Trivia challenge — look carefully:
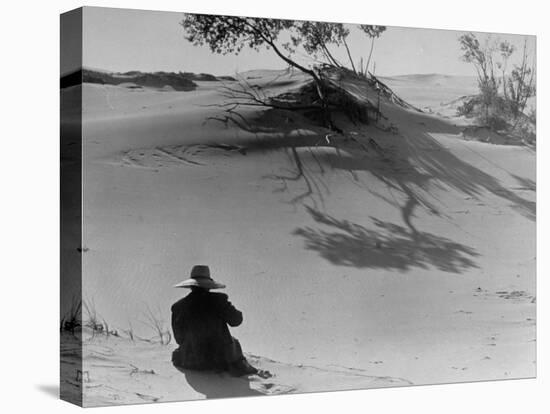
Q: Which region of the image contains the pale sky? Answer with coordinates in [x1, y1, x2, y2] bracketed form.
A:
[80, 6, 535, 77]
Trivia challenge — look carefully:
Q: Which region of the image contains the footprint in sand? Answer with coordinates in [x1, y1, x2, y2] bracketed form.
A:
[117, 143, 247, 170]
[255, 382, 296, 395]
[473, 288, 535, 304]
[135, 392, 160, 402]
[496, 290, 534, 302]
[486, 336, 498, 346]
[118, 146, 203, 169]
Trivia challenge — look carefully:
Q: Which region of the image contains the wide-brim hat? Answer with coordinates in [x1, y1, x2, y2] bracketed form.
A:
[173, 265, 226, 289]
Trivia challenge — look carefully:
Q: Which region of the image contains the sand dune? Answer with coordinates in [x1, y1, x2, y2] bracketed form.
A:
[62, 330, 411, 406]
[381, 74, 478, 111]
[63, 68, 535, 405]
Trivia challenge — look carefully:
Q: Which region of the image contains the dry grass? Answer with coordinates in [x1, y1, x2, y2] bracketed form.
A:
[140, 305, 172, 345]
[83, 298, 104, 336]
[60, 298, 82, 334]
[62, 297, 171, 345]
[122, 320, 135, 342]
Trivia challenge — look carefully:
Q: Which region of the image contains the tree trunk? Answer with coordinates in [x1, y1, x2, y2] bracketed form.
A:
[321, 44, 342, 68]
[342, 38, 357, 74]
[263, 37, 335, 129]
[365, 38, 376, 76]
[244, 22, 336, 130]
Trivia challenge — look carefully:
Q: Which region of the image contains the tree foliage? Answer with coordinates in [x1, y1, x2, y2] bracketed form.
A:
[181, 14, 389, 130]
[507, 41, 536, 119]
[459, 32, 499, 122]
[296, 21, 349, 67]
[182, 15, 293, 55]
[458, 32, 535, 134]
[359, 25, 386, 39]
[182, 14, 364, 128]
[359, 25, 386, 76]
[182, 14, 386, 78]
[182, 15, 354, 79]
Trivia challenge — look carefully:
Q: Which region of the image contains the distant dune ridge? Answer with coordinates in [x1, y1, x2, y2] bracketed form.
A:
[60, 68, 237, 91]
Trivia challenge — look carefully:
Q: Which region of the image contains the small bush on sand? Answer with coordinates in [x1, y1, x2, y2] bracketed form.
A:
[458, 33, 535, 142]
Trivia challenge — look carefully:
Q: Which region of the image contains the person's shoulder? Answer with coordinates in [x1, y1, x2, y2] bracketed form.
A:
[208, 292, 229, 302]
[209, 292, 228, 299]
[171, 296, 188, 312]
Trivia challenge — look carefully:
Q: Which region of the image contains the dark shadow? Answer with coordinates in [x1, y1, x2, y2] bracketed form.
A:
[511, 174, 536, 192]
[399, 130, 536, 222]
[314, 132, 535, 224]
[175, 367, 264, 399]
[199, 77, 536, 228]
[195, 78, 535, 276]
[206, 102, 535, 220]
[205, 106, 326, 144]
[204, 108, 335, 208]
[293, 206, 479, 273]
[36, 384, 59, 399]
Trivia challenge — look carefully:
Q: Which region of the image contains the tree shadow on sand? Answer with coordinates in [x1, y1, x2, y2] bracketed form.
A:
[200, 82, 534, 274]
[175, 367, 264, 399]
[511, 173, 536, 192]
[205, 103, 535, 223]
[399, 130, 536, 222]
[205, 107, 337, 207]
[293, 206, 479, 273]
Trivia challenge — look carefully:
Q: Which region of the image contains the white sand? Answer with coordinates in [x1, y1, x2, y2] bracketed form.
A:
[61, 329, 411, 406]
[66, 70, 535, 405]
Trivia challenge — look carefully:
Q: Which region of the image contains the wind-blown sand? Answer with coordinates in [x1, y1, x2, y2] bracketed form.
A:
[62, 69, 535, 406]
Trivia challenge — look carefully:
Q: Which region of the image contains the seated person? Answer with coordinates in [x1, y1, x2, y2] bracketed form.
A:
[171, 265, 270, 378]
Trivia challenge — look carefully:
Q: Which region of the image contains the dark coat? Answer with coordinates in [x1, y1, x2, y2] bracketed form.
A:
[171, 289, 244, 370]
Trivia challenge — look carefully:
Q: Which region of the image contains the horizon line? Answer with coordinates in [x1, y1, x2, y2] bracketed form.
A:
[62, 66, 478, 79]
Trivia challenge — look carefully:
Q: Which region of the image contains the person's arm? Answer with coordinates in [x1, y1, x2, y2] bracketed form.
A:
[215, 294, 243, 327]
[171, 304, 185, 344]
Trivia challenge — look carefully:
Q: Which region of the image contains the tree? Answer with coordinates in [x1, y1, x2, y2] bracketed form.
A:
[359, 25, 386, 77]
[458, 32, 535, 132]
[497, 41, 514, 100]
[182, 15, 303, 73]
[506, 39, 536, 120]
[295, 21, 349, 69]
[458, 33, 500, 126]
[181, 14, 357, 128]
